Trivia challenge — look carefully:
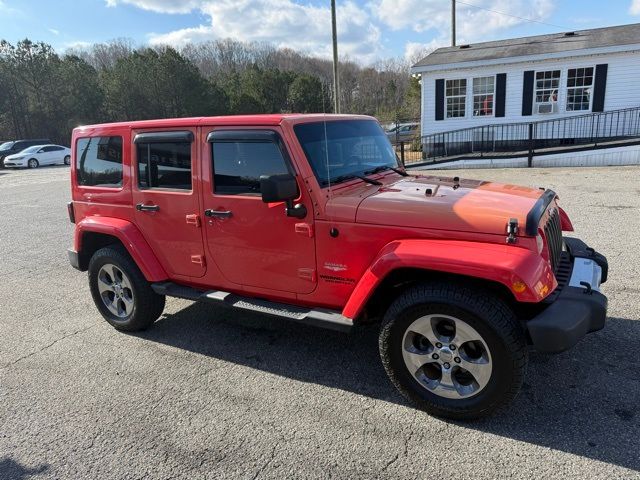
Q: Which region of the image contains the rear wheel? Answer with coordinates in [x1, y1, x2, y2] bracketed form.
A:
[28, 158, 39, 168]
[63, 155, 71, 165]
[379, 281, 527, 420]
[88, 245, 165, 331]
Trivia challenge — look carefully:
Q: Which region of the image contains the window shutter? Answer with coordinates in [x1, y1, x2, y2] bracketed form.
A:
[522, 70, 534, 116]
[435, 79, 445, 121]
[592, 64, 608, 112]
[495, 73, 507, 117]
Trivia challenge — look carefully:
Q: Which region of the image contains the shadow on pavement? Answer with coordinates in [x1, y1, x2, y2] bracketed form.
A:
[138, 303, 640, 472]
[0, 457, 49, 479]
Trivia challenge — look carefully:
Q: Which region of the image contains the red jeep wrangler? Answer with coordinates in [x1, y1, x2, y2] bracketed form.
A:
[68, 114, 608, 419]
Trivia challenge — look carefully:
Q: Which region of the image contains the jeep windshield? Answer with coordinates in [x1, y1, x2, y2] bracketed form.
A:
[0, 141, 15, 152]
[294, 119, 400, 187]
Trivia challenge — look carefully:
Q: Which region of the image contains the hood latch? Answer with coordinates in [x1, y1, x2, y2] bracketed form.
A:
[506, 218, 518, 244]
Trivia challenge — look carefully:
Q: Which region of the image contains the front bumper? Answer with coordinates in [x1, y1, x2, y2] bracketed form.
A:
[2, 161, 24, 167]
[527, 237, 608, 353]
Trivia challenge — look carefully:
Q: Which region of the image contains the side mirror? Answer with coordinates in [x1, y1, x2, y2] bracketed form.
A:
[260, 173, 307, 219]
[260, 173, 298, 203]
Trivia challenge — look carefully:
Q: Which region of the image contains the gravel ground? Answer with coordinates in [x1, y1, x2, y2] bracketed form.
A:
[0, 165, 638, 479]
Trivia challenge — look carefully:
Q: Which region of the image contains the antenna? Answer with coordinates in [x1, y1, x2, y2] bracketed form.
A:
[322, 82, 332, 200]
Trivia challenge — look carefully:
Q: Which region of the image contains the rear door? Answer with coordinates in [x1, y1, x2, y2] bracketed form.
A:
[131, 129, 206, 279]
[48, 146, 65, 163]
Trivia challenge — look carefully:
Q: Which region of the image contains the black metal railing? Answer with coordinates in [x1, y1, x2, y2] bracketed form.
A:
[382, 118, 423, 165]
[421, 106, 640, 164]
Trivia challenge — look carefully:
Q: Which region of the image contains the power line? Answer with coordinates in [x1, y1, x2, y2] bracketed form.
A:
[455, 0, 569, 30]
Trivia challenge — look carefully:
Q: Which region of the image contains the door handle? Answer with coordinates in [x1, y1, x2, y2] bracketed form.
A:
[136, 203, 160, 212]
[204, 209, 232, 218]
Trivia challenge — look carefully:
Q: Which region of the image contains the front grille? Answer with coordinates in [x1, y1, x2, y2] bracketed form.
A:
[543, 252, 571, 303]
[544, 206, 563, 272]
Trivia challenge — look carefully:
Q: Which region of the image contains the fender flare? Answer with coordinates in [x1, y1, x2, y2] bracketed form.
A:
[74, 217, 168, 282]
[558, 206, 574, 232]
[342, 239, 556, 319]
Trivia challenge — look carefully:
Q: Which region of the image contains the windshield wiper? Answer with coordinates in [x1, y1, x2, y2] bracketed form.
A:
[331, 173, 382, 186]
[364, 165, 409, 177]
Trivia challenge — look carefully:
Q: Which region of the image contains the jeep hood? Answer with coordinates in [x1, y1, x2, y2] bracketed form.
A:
[353, 175, 544, 235]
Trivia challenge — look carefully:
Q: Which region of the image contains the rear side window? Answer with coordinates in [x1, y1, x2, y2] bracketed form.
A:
[136, 142, 192, 190]
[212, 137, 290, 195]
[76, 136, 123, 187]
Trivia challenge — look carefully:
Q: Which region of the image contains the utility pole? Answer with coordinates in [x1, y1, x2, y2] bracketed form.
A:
[451, 0, 456, 47]
[331, 0, 341, 113]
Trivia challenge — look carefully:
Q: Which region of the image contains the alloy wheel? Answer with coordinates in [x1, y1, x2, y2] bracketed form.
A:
[97, 263, 135, 319]
[401, 314, 493, 399]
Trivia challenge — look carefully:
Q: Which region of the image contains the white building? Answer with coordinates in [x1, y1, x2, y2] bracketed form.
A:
[411, 23, 640, 138]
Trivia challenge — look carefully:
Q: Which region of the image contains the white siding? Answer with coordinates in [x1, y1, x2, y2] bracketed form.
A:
[419, 49, 640, 137]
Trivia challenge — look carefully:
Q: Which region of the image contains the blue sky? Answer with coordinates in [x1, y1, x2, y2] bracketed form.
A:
[1, 0, 639, 64]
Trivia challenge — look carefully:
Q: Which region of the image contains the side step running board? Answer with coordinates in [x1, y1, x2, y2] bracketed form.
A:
[151, 282, 352, 332]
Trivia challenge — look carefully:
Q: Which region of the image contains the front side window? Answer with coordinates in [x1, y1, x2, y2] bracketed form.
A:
[294, 120, 399, 187]
[535, 70, 560, 105]
[137, 141, 192, 190]
[473, 76, 495, 116]
[566, 67, 594, 111]
[76, 136, 123, 187]
[212, 137, 290, 195]
[446, 79, 467, 118]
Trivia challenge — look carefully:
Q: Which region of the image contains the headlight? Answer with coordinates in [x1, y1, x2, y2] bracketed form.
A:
[11, 156, 24, 161]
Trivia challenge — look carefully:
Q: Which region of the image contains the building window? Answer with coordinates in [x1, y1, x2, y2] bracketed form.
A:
[566, 67, 594, 112]
[76, 136, 123, 187]
[534, 70, 560, 106]
[472, 76, 495, 116]
[446, 79, 467, 118]
[137, 141, 192, 190]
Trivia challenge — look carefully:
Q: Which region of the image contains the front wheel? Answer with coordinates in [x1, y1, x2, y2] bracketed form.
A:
[63, 155, 71, 165]
[28, 158, 39, 168]
[379, 281, 527, 420]
[88, 245, 165, 331]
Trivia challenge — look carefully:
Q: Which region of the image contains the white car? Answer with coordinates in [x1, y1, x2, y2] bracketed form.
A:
[3, 144, 71, 168]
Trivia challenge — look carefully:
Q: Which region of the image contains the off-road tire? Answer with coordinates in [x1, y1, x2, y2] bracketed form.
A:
[88, 245, 165, 331]
[379, 281, 527, 420]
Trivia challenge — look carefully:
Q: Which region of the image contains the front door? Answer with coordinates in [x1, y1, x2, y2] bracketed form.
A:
[131, 129, 206, 279]
[39, 146, 55, 165]
[201, 128, 316, 294]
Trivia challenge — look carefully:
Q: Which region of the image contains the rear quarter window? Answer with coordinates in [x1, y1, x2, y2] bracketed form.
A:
[76, 136, 123, 187]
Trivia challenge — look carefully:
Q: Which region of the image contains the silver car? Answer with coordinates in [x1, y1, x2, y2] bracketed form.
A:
[385, 123, 420, 145]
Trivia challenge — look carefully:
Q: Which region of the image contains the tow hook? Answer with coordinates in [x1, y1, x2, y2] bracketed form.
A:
[580, 281, 593, 295]
[506, 218, 518, 244]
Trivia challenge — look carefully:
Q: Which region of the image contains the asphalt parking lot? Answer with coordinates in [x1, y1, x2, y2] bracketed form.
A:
[0, 164, 639, 479]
